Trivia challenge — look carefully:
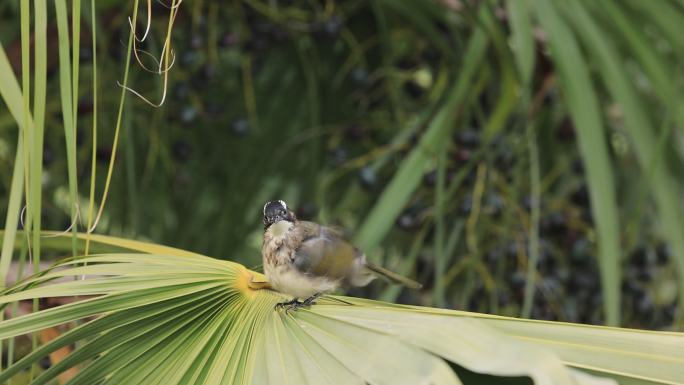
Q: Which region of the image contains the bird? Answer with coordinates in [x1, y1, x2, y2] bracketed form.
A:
[261, 200, 422, 310]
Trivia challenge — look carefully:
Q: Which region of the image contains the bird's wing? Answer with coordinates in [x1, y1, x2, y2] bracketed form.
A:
[293, 222, 359, 280]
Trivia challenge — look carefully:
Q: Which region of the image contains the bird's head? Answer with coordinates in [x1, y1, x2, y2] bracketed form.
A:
[263, 200, 296, 229]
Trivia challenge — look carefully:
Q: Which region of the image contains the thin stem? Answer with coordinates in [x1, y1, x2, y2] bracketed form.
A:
[521, 120, 541, 318]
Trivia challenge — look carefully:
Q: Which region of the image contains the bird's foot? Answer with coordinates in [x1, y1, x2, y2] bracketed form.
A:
[275, 298, 305, 312]
[275, 293, 322, 312]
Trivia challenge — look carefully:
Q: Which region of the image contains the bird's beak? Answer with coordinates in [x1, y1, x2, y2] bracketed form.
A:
[271, 215, 284, 223]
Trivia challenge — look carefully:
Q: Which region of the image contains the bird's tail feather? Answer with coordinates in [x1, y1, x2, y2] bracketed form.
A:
[364, 262, 422, 290]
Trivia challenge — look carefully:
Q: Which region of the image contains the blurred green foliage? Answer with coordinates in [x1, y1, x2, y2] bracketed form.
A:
[1, 0, 683, 330]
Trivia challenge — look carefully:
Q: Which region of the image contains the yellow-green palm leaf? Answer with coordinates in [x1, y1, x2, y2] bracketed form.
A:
[0, 234, 682, 385]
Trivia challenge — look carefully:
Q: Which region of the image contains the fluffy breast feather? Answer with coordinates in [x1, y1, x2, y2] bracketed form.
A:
[264, 263, 339, 298]
[262, 220, 341, 298]
[262, 221, 298, 267]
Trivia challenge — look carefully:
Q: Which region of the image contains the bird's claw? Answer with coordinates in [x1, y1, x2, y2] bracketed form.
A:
[275, 299, 307, 313]
[275, 294, 321, 312]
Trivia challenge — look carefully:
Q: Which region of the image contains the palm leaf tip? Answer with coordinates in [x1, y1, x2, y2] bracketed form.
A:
[0, 245, 679, 385]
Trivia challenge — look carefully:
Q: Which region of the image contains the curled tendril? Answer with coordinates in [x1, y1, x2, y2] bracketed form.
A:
[131, 48, 177, 74]
[155, 0, 183, 10]
[20, 203, 81, 239]
[120, 0, 181, 108]
[128, 0, 152, 42]
[116, 77, 168, 108]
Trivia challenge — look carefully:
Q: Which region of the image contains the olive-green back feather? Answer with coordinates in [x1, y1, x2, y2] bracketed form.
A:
[293, 221, 359, 280]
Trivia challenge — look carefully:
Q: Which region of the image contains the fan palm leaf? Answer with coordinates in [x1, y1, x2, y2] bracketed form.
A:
[0, 234, 681, 385]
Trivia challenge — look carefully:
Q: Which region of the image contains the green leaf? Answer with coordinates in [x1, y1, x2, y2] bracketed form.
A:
[594, 0, 684, 149]
[356, 20, 489, 251]
[30, 0, 47, 284]
[624, 0, 684, 55]
[560, 0, 684, 328]
[532, 1, 622, 327]
[55, 0, 79, 256]
[0, 27, 31, 378]
[506, 0, 535, 85]
[0, 45, 27, 289]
